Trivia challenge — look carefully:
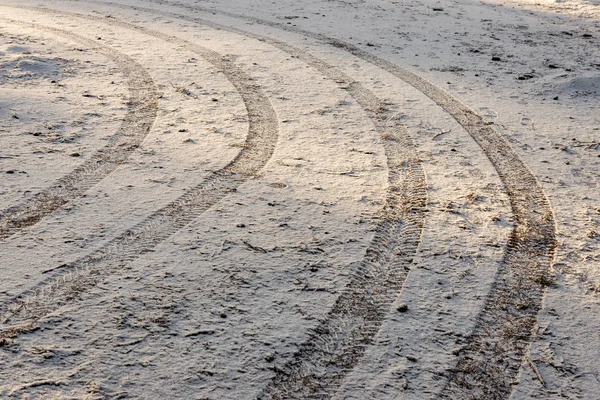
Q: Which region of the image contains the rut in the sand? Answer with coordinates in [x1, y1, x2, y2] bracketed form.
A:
[0, 9, 279, 330]
[2, 4, 428, 397]
[0, 17, 159, 241]
[129, 1, 557, 398]
[60, 1, 428, 397]
[3, 1, 559, 398]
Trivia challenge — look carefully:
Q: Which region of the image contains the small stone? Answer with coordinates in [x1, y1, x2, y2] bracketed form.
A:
[517, 74, 535, 81]
[397, 303, 408, 312]
[236, 223, 246, 228]
[406, 355, 418, 362]
[70, 152, 81, 157]
[265, 353, 275, 362]
[491, 56, 502, 62]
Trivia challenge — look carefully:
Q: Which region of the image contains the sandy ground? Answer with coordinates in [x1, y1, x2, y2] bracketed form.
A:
[0, 0, 598, 398]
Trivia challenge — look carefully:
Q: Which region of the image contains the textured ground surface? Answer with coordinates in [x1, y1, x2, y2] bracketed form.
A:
[0, 0, 598, 398]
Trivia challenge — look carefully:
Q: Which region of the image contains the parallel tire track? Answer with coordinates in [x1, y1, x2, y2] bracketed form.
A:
[111, 1, 424, 397]
[127, 2, 559, 398]
[32, 2, 428, 397]
[0, 10, 279, 332]
[0, 15, 159, 241]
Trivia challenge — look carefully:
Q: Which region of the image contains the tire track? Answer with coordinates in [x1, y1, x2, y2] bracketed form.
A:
[38, 1, 428, 397]
[264, 162, 426, 399]
[0, 15, 159, 241]
[126, 2, 558, 398]
[0, 9, 278, 334]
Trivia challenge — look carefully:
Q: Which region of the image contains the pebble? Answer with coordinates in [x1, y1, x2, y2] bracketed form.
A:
[397, 303, 409, 312]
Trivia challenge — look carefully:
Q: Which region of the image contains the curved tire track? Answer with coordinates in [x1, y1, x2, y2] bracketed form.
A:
[126, 1, 558, 398]
[41, 1, 428, 397]
[0, 15, 159, 242]
[0, 9, 278, 334]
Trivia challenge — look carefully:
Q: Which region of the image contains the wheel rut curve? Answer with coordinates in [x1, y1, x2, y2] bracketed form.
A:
[129, 1, 558, 398]
[0, 14, 159, 242]
[0, 8, 278, 340]
[7, 2, 428, 398]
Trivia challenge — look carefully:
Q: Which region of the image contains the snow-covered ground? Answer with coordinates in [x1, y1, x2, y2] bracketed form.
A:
[0, 0, 598, 398]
